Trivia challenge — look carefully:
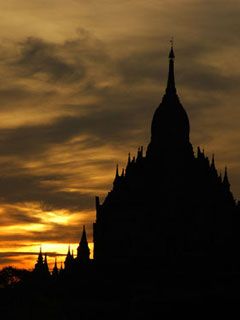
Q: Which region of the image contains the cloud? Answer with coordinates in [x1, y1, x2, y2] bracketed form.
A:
[0, 28, 239, 222]
[0, 171, 93, 211]
[0, 100, 153, 160]
[0, 206, 42, 226]
[0, 218, 94, 244]
[14, 37, 85, 82]
[0, 0, 240, 269]
[12, 30, 110, 84]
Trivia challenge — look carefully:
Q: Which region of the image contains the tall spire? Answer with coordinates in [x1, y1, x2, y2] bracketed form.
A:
[33, 248, 50, 277]
[38, 246, 43, 260]
[76, 225, 90, 263]
[82, 225, 87, 240]
[64, 244, 74, 271]
[223, 167, 230, 190]
[60, 261, 63, 274]
[34, 246, 44, 271]
[115, 164, 119, 178]
[146, 41, 191, 159]
[44, 253, 50, 275]
[166, 40, 176, 95]
[127, 153, 131, 165]
[52, 257, 59, 277]
[113, 164, 120, 188]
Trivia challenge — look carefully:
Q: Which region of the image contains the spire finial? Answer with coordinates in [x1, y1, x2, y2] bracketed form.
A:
[115, 164, 119, 178]
[166, 39, 176, 94]
[224, 166, 229, 181]
[223, 166, 230, 189]
[113, 164, 120, 187]
[81, 225, 87, 243]
[127, 152, 131, 165]
[169, 37, 175, 59]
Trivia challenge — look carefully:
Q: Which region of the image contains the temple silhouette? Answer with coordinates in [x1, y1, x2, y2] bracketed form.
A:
[29, 46, 240, 316]
[93, 45, 237, 274]
[33, 225, 91, 277]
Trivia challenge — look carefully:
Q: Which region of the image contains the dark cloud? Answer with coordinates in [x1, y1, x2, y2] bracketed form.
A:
[13, 30, 109, 84]
[0, 207, 42, 226]
[0, 220, 93, 244]
[115, 42, 240, 93]
[15, 37, 86, 82]
[178, 62, 240, 92]
[0, 101, 152, 159]
[0, 31, 237, 164]
[28, 221, 93, 243]
[0, 170, 93, 211]
[0, 33, 239, 214]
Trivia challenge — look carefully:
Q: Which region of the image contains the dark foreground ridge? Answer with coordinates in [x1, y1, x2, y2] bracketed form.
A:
[2, 46, 240, 319]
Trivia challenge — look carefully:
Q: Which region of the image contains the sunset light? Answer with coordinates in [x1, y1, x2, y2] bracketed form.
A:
[0, 0, 239, 274]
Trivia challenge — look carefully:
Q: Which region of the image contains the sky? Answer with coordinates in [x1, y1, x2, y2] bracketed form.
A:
[0, 0, 240, 270]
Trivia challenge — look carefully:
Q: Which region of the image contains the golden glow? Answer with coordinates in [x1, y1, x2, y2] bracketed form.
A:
[0, 241, 94, 270]
[0, 202, 95, 269]
[0, 224, 46, 233]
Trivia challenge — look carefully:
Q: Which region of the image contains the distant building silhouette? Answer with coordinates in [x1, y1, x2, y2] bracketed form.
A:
[64, 245, 74, 272]
[33, 247, 44, 273]
[33, 226, 91, 276]
[62, 226, 91, 274]
[33, 248, 50, 278]
[52, 258, 59, 278]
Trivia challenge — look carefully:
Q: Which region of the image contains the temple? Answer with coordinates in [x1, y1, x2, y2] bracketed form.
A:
[93, 45, 237, 275]
[33, 45, 240, 291]
[33, 225, 91, 277]
[27, 46, 240, 316]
